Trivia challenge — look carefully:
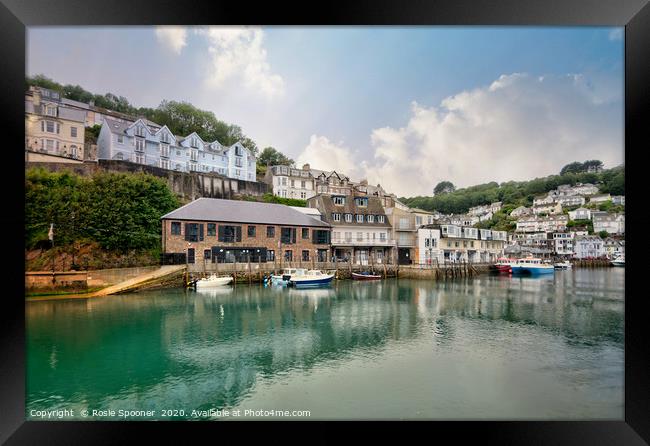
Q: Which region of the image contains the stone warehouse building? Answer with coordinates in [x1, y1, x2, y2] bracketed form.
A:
[161, 198, 332, 268]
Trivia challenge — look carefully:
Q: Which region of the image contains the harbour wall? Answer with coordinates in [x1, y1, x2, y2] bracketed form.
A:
[26, 265, 160, 292]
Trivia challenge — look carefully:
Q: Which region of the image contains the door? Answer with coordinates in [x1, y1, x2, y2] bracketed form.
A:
[187, 248, 195, 264]
[398, 248, 412, 265]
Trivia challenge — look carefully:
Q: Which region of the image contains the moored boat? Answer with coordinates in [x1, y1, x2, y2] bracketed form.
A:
[194, 274, 233, 288]
[352, 271, 382, 280]
[553, 261, 572, 269]
[268, 268, 308, 286]
[288, 270, 335, 287]
[493, 258, 515, 273]
[510, 258, 555, 275]
[610, 256, 625, 267]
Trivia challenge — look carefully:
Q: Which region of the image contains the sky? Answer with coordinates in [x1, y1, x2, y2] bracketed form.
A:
[27, 26, 624, 196]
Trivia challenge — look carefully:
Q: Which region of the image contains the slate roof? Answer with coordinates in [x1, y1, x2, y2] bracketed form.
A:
[309, 194, 391, 227]
[161, 198, 330, 228]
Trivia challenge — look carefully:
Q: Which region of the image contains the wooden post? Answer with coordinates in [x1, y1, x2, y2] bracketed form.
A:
[248, 254, 252, 285]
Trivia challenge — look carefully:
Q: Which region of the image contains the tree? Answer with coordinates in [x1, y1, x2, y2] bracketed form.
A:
[598, 230, 609, 239]
[560, 162, 585, 176]
[257, 147, 294, 167]
[433, 181, 455, 195]
[583, 160, 604, 172]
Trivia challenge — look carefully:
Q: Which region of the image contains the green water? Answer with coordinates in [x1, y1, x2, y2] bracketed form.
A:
[26, 269, 624, 420]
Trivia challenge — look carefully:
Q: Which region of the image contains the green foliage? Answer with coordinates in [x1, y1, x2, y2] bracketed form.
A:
[433, 181, 456, 195]
[85, 124, 102, 144]
[598, 230, 609, 239]
[26, 168, 180, 252]
[257, 147, 294, 167]
[261, 193, 307, 207]
[403, 166, 624, 215]
[567, 219, 594, 234]
[560, 159, 603, 175]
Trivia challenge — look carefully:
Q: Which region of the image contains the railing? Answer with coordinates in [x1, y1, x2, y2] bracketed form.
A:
[332, 239, 396, 247]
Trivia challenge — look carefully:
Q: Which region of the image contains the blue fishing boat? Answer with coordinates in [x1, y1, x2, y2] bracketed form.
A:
[288, 270, 335, 288]
[510, 258, 555, 275]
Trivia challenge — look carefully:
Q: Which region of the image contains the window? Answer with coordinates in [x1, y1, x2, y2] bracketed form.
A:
[44, 105, 57, 116]
[204, 249, 211, 260]
[356, 214, 364, 223]
[176, 150, 181, 156]
[135, 137, 145, 152]
[356, 232, 363, 241]
[71, 127, 77, 138]
[332, 213, 341, 222]
[425, 239, 430, 247]
[45, 139, 54, 150]
[300, 192, 306, 199]
[207, 223, 216, 236]
[345, 214, 352, 223]
[44, 121, 56, 133]
[345, 232, 352, 242]
[135, 125, 146, 137]
[184, 223, 204, 242]
[301, 180, 306, 188]
[267, 226, 275, 238]
[302, 250, 310, 261]
[248, 226, 256, 237]
[235, 146, 243, 156]
[267, 250, 275, 261]
[380, 233, 386, 241]
[134, 154, 145, 164]
[312, 230, 330, 245]
[281, 227, 296, 244]
[302, 228, 309, 239]
[218, 225, 242, 242]
[160, 143, 170, 157]
[291, 179, 295, 187]
[171, 222, 181, 235]
[378, 215, 385, 223]
[367, 215, 374, 223]
[117, 135, 124, 144]
[161, 132, 170, 143]
[284, 250, 293, 261]
[333, 196, 345, 205]
[355, 197, 368, 207]
[159, 159, 170, 170]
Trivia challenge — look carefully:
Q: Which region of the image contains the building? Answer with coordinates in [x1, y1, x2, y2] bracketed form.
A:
[25, 86, 86, 160]
[612, 195, 625, 206]
[98, 118, 256, 181]
[264, 164, 317, 199]
[533, 194, 555, 206]
[603, 237, 625, 259]
[568, 207, 592, 221]
[550, 232, 575, 257]
[307, 193, 394, 264]
[161, 198, 331, 269]
[510, 206, 532, 218]
[555, 195, 586, 207]
[592, 213, 625, 235]
[563, 183, 599, 196]
[415, 224, 506, 264]
[589, 193, 612, 204]
[516, 215, 568, 233]
[314, 171, 355, 196]
[532, 202, 562, 215]
[573, 236, 605, 259]
[385, 200, 417, 264]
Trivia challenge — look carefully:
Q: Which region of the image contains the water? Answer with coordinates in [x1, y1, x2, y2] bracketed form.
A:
[26, 269, 624, 420]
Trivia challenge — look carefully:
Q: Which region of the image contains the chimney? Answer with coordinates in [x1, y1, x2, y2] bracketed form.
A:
[302, 163, 310, 171]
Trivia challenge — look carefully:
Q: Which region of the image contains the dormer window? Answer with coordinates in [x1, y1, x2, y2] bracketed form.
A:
[377, 215, 385, 224]
[191, 136, 198, 147]
[355, 197, 368, 207]
[235, 146, 243, 156]
[367, 215, 374, 223]
[332, 213, 341, 222]
[356, 214, 364, 223]
[160, 132, 170, 143]
[344, 213, 352, 223]
[135, 126, 146, 137]
[333, 196, 345, 206]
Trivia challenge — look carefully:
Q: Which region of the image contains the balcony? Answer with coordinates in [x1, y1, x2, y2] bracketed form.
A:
[332, 238, 396, 247]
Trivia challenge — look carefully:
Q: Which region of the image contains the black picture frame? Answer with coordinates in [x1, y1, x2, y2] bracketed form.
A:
[1, 0, 646, 444]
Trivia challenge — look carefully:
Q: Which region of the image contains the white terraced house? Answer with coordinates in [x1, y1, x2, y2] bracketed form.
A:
[98, 117, 256, 181]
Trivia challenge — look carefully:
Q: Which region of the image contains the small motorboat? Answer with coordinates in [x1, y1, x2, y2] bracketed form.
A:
[193, 274, 233, 289]
[352, 271, 382, 280]
[288, 270, 335, 288]
[610, 256, 625, 267]
[493, 258, 515, 273]
[268, 268, 308, 286]
[553, 261, 572, 269]
[510, 258, 555, 275]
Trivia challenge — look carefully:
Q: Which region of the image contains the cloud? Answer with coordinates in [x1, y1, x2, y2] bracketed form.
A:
[196, 27, 284, 99]
[296, 135, 359, 177]
[608, 28, 623, 41]
[155, 27, 188, 54]
[296, 72, 623, 197]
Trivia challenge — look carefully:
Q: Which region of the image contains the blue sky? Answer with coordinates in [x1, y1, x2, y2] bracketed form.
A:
[27, 26, 623, 196]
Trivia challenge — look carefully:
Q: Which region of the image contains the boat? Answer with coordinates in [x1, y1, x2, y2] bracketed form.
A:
[493, 258, 515, 273]
[352, 271, 382, 280]
[510, 258, 555, 275]
[268, 268, 308, 286]
[288, 270, 335, 288]
[193, 274, 233, 288]
[553, 261, 572, 269]
[610, 255, 625, 267]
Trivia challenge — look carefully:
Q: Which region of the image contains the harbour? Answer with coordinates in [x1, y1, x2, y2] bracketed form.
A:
[26, 268, 624, 420]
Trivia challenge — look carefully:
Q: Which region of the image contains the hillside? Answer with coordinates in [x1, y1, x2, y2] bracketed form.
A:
[401, 165, 624, 216]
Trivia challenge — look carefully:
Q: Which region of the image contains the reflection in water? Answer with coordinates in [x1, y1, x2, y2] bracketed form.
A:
[26, 269, 624, 420]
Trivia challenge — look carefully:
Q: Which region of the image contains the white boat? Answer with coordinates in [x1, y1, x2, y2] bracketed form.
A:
[610, 256, 625, 267]
[553, 261, 572, 269]
[268, 268, 308, 286]
[194, 274, 233, 288]
[510, 258, 555, 275]
[288, 270, 335, 287]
